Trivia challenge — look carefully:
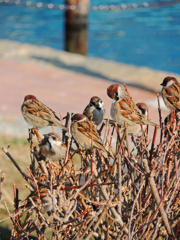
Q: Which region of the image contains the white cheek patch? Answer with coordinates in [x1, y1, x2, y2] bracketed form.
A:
[55, 141, 62, 147]
[98, 101, 104, 108]
[49, 137, 62, 147]
[25, 99, 32, 104]
[117, 86, 125, 98]
[166, 80, 175, 87]
[78, 117, 87, 123]
[50, 139, 62, 147]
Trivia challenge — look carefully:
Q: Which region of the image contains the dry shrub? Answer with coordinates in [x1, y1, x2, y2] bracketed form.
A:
[1, 110, 180, 240]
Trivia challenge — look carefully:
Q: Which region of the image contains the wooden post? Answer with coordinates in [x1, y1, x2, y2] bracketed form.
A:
[65, 0, 89, 56]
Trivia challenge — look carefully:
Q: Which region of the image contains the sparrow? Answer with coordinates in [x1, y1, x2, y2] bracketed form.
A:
[21, 95, 67, 131]
[24, 187, 57, 215]
[71, 113, 111, 158]
[160, 76, 180, 112]
[39, 132, 67, 162]
[107, 84, 157, 128]
[125, 102, 149, 135]
[83, 96, 105, 126]
[136, 102, 148, 117]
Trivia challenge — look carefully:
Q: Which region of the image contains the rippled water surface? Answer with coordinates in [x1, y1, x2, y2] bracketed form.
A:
[0, 0, 180, 73]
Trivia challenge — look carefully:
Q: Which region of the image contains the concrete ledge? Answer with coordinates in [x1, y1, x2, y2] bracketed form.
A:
[0, 40, 179, 92]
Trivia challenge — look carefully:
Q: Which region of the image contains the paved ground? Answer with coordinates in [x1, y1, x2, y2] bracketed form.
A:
[0, 40, 174, 137]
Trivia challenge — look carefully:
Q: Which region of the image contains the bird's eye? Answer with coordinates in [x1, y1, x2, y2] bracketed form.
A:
[72, 117, 77, 123]
[115, 92, 119, 100]
[141, 109, 145, 115]
[52, 136, 57, 141]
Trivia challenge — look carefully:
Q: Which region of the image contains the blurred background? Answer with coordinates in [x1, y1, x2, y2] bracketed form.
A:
[0, 1, 180, 238]
[0, 0, 180, 73]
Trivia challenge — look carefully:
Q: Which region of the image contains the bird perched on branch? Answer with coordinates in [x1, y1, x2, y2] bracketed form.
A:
[21, 95, 67, 137]
[160, 76, 180, 112]
[107, 84, 157, 130]
[24, 187, 57, 215]
[83, 96, 105, 126]
[71, 113, 112, 158]
[39, 132, 67, 162]
[125, 102, 149, 135]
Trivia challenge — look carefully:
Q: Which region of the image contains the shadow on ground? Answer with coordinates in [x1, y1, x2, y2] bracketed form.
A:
[0, 226, 11, 240]
[0, 226, 38, 239]
[32, 55, 156, 93]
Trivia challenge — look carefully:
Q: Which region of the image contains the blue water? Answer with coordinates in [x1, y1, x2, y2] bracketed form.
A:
[0, 0, 180, 74]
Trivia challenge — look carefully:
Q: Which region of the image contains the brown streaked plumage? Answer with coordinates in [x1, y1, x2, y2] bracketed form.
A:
[124, 102, 149, 135]
[71, 113, 111, 157]
[117, 102, 149, 135]
[107, 84, 157, 128]
[160, 76, 180, 112]
[21, 95, 67, 131]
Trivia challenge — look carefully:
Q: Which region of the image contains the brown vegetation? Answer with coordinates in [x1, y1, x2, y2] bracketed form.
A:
[1, 109, 180, 239]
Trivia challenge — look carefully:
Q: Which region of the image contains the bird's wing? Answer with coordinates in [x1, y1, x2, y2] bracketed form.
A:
[83, 104, 93, 121]
[77, 120, 104, 147]
[118, 97, 143, 123]
[26, 99, 60, 123]
[164, 84, 180, 110]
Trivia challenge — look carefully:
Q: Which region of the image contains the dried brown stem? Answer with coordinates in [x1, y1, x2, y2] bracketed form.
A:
[3, 108, 179, 239]
[2, 147, 31, 182]
[143, 158, 173, 236]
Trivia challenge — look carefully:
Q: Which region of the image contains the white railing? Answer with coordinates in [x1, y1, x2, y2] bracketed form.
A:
[0, 0, 180, 11]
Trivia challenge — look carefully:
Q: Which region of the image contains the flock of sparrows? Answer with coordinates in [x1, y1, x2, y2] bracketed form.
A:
[21, 76, 180, 161]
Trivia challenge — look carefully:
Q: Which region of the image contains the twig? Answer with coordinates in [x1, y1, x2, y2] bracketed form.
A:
[157, 93, 163, 129]
[0, 173, 5, 203]
[143, 158, 173, 236]
[152, 217, 162, 240]
[129, 182, 144, 239]
[117, 149, 122, 215]
[2, 147, 31, 182]
[166, 178, 180, 212]
[93, 167, 128, 235]
[86, 204, 109, 240]
[149, 125, 158, 162]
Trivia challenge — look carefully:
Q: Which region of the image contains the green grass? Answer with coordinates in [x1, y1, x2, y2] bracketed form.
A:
[0, 135, 30, 235]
